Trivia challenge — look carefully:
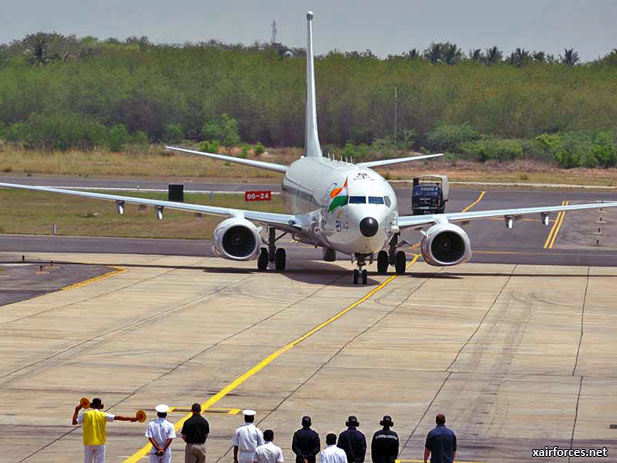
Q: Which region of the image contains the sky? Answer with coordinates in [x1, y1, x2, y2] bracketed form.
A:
[2, 0, 617, 61]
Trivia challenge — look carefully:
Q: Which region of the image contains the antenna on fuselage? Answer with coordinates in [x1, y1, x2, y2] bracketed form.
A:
[305, 11, 323, 158]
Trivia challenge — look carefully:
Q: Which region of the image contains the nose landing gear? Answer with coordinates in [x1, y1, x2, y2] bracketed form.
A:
[352, 253, 370, 285]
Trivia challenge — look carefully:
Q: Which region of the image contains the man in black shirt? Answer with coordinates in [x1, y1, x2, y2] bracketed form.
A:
[181, 403, 210, 463]
[338, 415, 366, 463]
[424, 414, 456, 463]
[371, 415, 399, 463]
[292, 416, 321, 463]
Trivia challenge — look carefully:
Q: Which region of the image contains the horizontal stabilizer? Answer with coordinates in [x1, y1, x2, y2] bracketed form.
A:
[358, 153, 443, 168]
[166, 146, 288, 173]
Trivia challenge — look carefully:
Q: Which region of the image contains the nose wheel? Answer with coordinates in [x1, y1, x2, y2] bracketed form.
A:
[352, 254, 370, 285]
[352, 269, 368, 285]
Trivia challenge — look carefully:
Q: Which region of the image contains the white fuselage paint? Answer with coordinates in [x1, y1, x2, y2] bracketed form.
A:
[281, 156, 398, 256]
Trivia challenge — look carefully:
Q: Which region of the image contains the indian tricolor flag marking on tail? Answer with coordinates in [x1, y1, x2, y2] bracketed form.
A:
[328, 178, 348, 212]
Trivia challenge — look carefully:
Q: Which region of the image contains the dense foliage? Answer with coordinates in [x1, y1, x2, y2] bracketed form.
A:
[1, 33, 617, 168]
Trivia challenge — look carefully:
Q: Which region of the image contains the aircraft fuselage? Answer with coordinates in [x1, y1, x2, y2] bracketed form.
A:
[282, 156, 398, 256]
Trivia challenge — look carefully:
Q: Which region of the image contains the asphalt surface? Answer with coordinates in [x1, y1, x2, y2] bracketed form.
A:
[0, 261, 110, 306]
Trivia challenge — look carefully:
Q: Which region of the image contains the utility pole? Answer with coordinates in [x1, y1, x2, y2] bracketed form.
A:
[271, 20, 278, 44]
[393, 87, 398, 144]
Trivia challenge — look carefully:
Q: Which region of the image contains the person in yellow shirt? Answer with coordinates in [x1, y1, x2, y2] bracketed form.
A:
[72, 397, 138, 463]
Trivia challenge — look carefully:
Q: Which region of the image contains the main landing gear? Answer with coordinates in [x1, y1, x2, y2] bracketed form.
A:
[376, 233, 407, 275]
[258, 228, 287, 271]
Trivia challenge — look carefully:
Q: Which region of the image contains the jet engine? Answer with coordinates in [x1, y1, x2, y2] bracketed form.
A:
[421, 223, 472, 266]
[212, 218, 261, 261]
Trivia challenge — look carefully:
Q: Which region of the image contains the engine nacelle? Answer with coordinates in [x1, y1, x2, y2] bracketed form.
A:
[421, 222, 472, 266]
[212, 218, 261, 261]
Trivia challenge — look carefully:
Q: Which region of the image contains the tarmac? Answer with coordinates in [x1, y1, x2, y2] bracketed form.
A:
[1, 183, 617, 462]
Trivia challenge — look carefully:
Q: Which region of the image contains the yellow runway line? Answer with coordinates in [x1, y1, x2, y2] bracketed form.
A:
[547, 200, 568, 249]
[543, 201, 565, 248]
[61, 266, 126, 291]
[461, 191, 485, 213]
[543, 201, 568, 249]
[124, 255, 421, 462]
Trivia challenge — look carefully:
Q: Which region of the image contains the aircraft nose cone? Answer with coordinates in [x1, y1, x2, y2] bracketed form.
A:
[359, 217, 379, 237]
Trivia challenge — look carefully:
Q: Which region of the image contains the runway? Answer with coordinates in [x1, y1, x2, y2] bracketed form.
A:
[1, 180, 617, 462]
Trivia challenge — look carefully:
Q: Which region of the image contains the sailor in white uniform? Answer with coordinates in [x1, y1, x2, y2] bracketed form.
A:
[233, 410, 265, 463]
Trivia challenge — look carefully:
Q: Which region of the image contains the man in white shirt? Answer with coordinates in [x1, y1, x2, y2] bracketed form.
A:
[253, 430, 284, 463]
[320, 434, 347, 463]
[146, 404, 177, 463]
[233, 410, 265, 463]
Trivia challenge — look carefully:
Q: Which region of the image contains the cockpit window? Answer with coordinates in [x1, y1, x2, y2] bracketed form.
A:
[384, 196, 391, 207]
[349, 196, 366, 204]
[368, 196, 385, 205]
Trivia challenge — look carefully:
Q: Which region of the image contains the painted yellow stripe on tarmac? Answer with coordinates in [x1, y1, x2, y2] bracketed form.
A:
[547, 200, 568, 249]
[461, 191, 485, 213]
[543, 201, 568, 249]
[61, 266, 126, 290]
[543, 201, 565, 248]
[124, 255, 421, 462]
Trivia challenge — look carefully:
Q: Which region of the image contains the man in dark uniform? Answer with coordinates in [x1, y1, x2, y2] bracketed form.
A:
[371, 415, 399, 463]
[424, 414, 456, 463]
[338, 415, 366, 463]
[292, 416, 321, 463]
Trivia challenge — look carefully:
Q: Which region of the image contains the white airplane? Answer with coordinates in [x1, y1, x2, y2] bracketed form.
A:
[2, 12, 617, 284]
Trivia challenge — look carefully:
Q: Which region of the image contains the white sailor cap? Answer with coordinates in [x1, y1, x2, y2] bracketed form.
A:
[155, 404, 170, 414]
[242, 409, 256, 416]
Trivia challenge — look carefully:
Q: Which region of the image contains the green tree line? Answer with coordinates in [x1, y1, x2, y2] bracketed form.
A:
[1, 33, 617, 168]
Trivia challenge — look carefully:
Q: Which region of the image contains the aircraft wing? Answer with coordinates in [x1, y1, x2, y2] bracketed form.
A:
[0, 182, 300, 232]
[397, 201, 617, 229]
[166, 146, 288, 173]
[357, 153, 443, 168]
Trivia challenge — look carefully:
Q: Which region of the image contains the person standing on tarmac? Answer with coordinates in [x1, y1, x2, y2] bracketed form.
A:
[424, 414, 456, 463]
[146, 404, 176, 463]
[320, 434, 348, 463]
[181, 403, 210, 463]
[72, 397, 139, 463]
[253, 430, 285, 463]
[338, 416, 366, 463]
[292, 416, 320, 463]
[233, 410, 265, 463]
[371, 416, 399, 463]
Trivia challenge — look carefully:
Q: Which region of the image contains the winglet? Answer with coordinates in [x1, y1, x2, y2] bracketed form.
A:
[305, 11, 322, 158]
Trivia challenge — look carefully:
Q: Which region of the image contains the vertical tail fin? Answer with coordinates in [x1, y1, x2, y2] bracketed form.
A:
[305, 11, 322, 158]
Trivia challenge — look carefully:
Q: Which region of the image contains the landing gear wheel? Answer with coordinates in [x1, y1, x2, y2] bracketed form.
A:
[257, 248, 269, 270]
[377, 251, 388, 274]
[395, 250, 406, 274]
[361, 269, 368, 284]
[353, 269, 359, 285]
[274, 248, 286, 271]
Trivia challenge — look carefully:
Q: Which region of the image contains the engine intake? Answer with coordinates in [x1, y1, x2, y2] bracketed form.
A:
[213, 218, 261, 261]
[421, 223, 471, 266]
